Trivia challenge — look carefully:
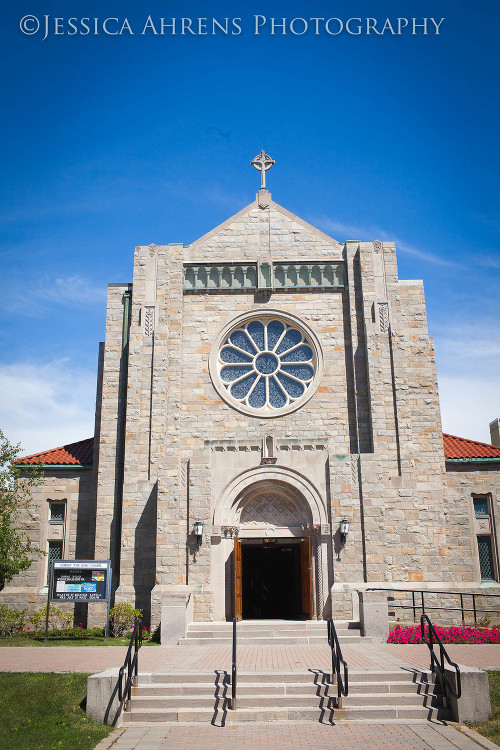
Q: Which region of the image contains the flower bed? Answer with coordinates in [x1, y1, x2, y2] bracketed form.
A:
[388, 624, 500, 644]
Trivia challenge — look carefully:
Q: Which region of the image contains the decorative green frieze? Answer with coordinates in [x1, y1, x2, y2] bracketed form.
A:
[183, 261, 345, 292]
[184, 264, 258, 291]
[273, 262, 345, 289]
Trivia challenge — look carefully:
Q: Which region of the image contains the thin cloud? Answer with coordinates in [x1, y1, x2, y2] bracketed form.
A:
[3, 274, 107, 317]
[0, 173, 246, 229]
[310, 215, 459, 268]
[434, 320, 500, 443]
[40, 276, 107, 306]
[479, 256, 500, 270]
[434, 324, 500, 374]
[0, 360, 96, 456]
[438, 375, 500, 444]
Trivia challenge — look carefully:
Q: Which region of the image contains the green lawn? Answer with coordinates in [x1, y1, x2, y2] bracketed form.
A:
[468, 671, 500, 747]
[0, 673, 113, 750]
[0, 636, 159, 647]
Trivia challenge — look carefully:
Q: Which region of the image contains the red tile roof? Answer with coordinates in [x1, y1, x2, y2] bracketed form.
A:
[19, 437, 94, 466]
[443, 433, 500, 460]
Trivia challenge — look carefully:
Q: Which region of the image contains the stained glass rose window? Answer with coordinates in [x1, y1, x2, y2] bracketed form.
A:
[210, 313, 323, 416]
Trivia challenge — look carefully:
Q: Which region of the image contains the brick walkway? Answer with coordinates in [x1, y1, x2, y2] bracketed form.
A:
[1, 642, 500, 674]
[2, 643, 499, 750]
[92, 722, 498, 750]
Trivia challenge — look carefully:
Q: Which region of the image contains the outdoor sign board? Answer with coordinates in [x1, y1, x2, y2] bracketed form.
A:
[51, 560, 110, 602]
[45, 559, 112, 641]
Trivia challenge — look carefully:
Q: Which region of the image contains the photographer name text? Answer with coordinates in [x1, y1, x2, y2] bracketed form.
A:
[20, 15, 445, 40]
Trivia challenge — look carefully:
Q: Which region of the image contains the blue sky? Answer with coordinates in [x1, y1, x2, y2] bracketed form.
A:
[1, 0, 499, 454]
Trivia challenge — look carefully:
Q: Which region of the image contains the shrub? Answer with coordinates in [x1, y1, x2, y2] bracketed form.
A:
[28, 605, 73, 631]
[20, 626, 105, 640]
[0, 605, 27, 637]
[109, 602, 142, 637]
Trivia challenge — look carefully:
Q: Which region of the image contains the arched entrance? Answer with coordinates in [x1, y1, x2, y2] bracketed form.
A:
[212, 468, 329, 621]
[235, 487, 312, 620]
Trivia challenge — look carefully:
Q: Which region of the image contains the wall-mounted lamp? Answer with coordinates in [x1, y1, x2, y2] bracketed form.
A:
[194, 520, 204, 546]
[340, 519, 349, 547]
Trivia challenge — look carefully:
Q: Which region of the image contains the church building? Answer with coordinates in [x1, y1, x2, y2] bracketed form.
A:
[3, 153, 500, 637]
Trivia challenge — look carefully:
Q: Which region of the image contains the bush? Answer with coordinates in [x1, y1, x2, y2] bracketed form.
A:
[20, 626, 105, 640]
[28, 605, 73, 631]
[109, 602, 142, 637]
[388, 623, 500, 644]
[0, 605, 27, 637]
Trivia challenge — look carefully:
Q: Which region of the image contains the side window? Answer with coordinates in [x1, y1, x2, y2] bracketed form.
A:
[473, 495, 497, 581]
[49, 503, 65, 523]
[45, 500, 66, 586]
[477, 537, 495, 581]
[47, 540, 63, 584]
[474, 498, 489, 517]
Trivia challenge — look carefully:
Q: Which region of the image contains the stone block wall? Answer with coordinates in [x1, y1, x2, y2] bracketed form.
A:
[444, 463, 500, 587]
[0, 468, 98, 621]
[109, 198, 484, 622]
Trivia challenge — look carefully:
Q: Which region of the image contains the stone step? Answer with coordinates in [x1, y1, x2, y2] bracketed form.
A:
[178, 635, 365, 646]
[123, 704, 436, 723]
[148, 672, 227, 684]
[186, 620, 351, 630]
[130, 691, 429, 711]
[144, 669, 423, 685]
[348, 670, 424, 683]
[125, 667, 446, 724]
[137, 677, 431, 697]
[184, 628, 359, 638]
[184, 628, 344, 641]
[345, 681, 428, 695]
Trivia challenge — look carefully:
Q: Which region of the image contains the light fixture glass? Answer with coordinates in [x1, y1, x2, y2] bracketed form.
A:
[194, 520, 203, 543]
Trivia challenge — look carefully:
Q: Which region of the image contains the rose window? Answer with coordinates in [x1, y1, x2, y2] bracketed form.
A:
[217, 318, 317, 413]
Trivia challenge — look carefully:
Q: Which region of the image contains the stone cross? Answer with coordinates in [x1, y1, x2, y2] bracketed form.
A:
[251, 150, 275, 189]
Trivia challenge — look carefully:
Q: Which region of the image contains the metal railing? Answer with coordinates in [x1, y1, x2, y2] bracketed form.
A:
[327, 618, 348, 708]
[420, 614, 461, 707]
[118, 619, 143, 712]
[230, 618, 237, 710]
[367, 588, 500, 626]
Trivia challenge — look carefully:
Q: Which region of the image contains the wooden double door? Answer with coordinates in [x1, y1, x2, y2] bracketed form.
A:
[234, 537, 312, 620]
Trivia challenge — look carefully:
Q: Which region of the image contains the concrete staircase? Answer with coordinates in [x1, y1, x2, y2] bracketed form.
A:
[178, 619, 365, 646]
[124, 668, 449, 724]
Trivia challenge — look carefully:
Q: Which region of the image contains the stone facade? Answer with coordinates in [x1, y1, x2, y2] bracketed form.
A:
[2, 187, 500, 630]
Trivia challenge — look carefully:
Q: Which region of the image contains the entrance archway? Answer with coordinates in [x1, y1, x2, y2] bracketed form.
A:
[234, 486, 312, 619]
[212, 466, 329, 621]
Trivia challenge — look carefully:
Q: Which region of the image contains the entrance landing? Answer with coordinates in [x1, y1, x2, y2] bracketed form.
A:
[178, 619, 353, 646]
[1, 642, 499, 674]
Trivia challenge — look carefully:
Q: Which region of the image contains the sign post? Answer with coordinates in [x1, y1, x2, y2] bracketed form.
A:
[46, 560, 112, 641]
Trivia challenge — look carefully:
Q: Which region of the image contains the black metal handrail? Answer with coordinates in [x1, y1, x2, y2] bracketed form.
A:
[420, 614, 461, 706]
[367, 588, 500, 626]
[327, 618, 348, 708]
[118, 618, 143, 711]
[230, 618, 237, 710]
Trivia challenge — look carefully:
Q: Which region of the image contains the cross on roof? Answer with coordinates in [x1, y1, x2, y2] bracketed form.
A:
[251, 150, 275, 189]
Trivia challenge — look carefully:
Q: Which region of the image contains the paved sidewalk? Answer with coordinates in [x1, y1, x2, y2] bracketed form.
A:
[1, 642, 498, 750]
[1, 642, 500, 674]
[92, 722, 498, 750]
